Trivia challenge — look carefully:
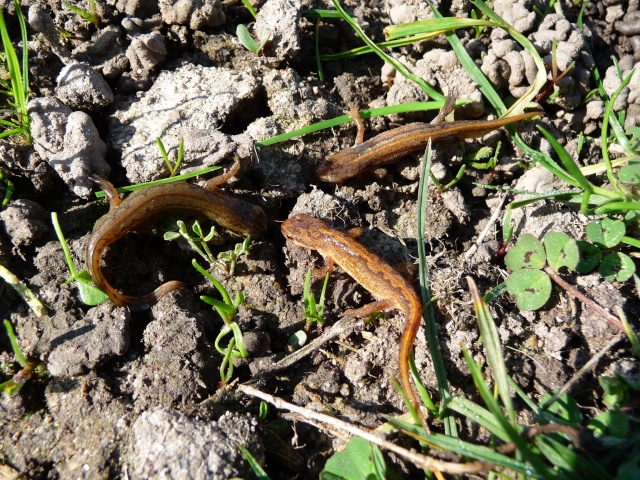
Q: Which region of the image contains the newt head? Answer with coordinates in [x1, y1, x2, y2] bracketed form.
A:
[281, 213, 329, 248]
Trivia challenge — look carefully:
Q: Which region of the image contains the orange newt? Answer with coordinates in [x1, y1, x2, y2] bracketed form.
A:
[86, 160, 266, 307]
[316, 111, 543, 183]
[281, 213, 427, 428]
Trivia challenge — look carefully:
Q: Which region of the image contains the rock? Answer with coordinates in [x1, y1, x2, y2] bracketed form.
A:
[160, 0, 225, 30]
[108, 64, 261, 183]
[72, 25, 130, 79]
[28, 97, 109, 198]
[0, 199, 49, 249]
[131, 408, 263, 479]
[254, 0, 302, 61]
[56, 63, 114, 110]
[43, 304, 130, 376]
[126, 31, 167, 80]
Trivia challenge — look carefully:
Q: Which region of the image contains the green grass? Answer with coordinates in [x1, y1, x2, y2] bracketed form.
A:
[193, 259, 249, 386]
[0, 0, 31, 143]
[0, 320, 46, 394]
[302, 268, 329, 328]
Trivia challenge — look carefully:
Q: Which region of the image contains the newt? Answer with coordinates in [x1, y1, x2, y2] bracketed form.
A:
[281, 213, 427, 428]
[316, 110, 543, 183]
[86, 160, 266, 307]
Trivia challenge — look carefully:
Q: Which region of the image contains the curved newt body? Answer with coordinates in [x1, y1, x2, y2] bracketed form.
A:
[86, 167, 266, 307]
[281, 213, 425, 426]
[316, 111, 542, 183]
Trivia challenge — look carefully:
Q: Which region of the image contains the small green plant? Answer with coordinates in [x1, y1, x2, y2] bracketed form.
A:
[236, 24, 269, 54]
[241, 0, 257, 19]
[63, 0, 99, 27]
[156, 137, 184, 177]
[0, 170, 14, 208]
[258, 400, 269, 420]
[52, 212, 109, 306]
[322, 437, 393, 479]
[192, 259, 248, 386]
[286, 329, 307, 352]
[236, 0, 270, 54]
[302, 268, 329, 329]
[0, 0, 31, 143]
[469, 9, 486, 38]
[164, 219, 218, 263]
[164, 220, 252, 275]
[533, 0, 559, 19]
[504, 228, 636, 310]
[589, 374, 639, 439]
[237, 444, 271, 480]
[217, 236, 252, 275]
[1, 320, 46, 394]
[535, 39, 576, 104]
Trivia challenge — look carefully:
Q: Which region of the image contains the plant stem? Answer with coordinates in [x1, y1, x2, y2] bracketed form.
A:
[544, 266, 624, 331]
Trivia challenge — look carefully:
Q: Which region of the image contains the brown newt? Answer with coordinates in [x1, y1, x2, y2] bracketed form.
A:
[86, 160, 266, 307]
[316, 111, 543, 183]
[281, 213, 427, 428]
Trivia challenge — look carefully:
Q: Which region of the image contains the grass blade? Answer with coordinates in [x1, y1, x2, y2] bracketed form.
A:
[256, 101, 444, 147]
[467, 277, 515, 422]
[417, 141, 456, 435]
[463, 346, 552, 476]
[601, 68, 636, 189]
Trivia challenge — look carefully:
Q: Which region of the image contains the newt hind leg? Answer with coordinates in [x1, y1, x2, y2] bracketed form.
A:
[340, 299, 393, 320]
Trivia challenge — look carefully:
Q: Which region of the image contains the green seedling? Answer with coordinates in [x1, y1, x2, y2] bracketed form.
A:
[286, 329, 307, 352]
[235, 1, 268, 55]
[237, 444, 271, 480]
[1, 320, 46, 394]
[533, 0, 560, 19]
[236, 24, 270, 54]
[164, 219, 219, 265]
[51, 212, 108, 306]
[322, 437, 396, 479]
[302, 268, 329, 329]
[0, 170, 14, 208]
[469, 9, 486, 38]
[464, 142, 499, 170]
[258, 400, 268, 420]
[535, 39, 576, 104]
[156, 137, 184, 177]
[193, 259, 248, 386]
[0, 0, 31, 143]
[164, 221, 252, 275]
[217, 236, 252, 275]
[63, 0, 99, 27]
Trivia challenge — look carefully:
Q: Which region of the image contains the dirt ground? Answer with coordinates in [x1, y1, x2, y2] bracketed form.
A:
[0, 0, 638, 478]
